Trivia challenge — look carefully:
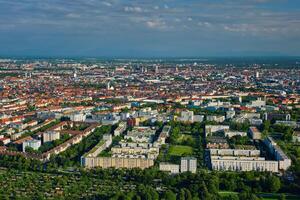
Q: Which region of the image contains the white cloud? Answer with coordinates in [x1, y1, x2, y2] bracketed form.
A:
[146, 19, 168, 30]
[124, 6, 143, 13]
[102, 2, 112, 7]
[198, 22, 212, 27]
[66, 13, 81, 19]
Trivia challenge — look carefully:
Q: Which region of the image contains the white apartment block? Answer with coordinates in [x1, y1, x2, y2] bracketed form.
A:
[23, 139, 41, 152]
[69, 112, 86, 122]
[250, 118, 263, 126]
[205, 125, 230, 137]
[210, 156, 279, 172]
[114, 122, 127, 136]
[224, 130, 247, 138]
[125, 126, 156, 143]
[209, 149, 261, 157]
[159, 163, 180, 174]
[177, 110, 204, 123]
[181, 157, 197, 173]
[233, 113, 261, 124]
[43, 131, 60, 143]
[206, 115, 225, 123]
[264, 137, 291, 170]
[81, 156, 154, 169]
[246, 98, 266, 108]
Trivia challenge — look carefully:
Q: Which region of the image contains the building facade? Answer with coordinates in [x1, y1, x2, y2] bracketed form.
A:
[181, 157, 197, 173]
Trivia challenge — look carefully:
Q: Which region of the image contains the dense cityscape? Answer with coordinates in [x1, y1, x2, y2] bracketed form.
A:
[0, 57, 299, 199]
[1, 0, 300, 199]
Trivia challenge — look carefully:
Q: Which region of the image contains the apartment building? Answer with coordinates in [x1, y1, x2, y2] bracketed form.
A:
[43, 131, 60, 143]
[159, 163, 180, 174]
[82, 156, 154, 169]
[114, 121, 127, 136]
[224, 130, 247, 138]
[206, 115, 225, 123]
[264, 137, 291, 170]
[22, 139, 41, 152]
[205, 125, 230, 137]
[248, 127, 261, 140]
[124, 126, 156, 143]
[210, 156, 279, 172]
[180, 157, 197, 173]
[177, 110, 204, 123]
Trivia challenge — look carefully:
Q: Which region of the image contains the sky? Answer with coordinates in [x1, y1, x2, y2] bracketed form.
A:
[0, 0, 300, 58]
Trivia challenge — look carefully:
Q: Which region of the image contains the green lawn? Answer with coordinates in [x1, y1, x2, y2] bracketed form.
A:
[168, 145, 193, 156]
[219, 191, 238, 197]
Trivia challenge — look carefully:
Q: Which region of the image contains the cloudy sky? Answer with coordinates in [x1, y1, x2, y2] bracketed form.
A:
[0, 0, 300, 57]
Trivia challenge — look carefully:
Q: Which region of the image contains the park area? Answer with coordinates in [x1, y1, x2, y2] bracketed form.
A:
[168, 145, 193, 156]
[155, 122, 204, 164]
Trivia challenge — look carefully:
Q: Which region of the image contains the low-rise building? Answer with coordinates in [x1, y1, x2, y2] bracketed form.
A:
[250, 118, 263, 126]
[246, 98, 266, 108]
[206, 115, 225, 123]
[224, 130, 247, 138]
[226, 110, 235, 119]
[275, 120, 298, 128]
[264, 113, 291, 121]
[248, 127, 261, 140]
[125, 126, 156, 143]
[205, 125, 230, 137]
[206, 136, 229, 149]
[293, 131, 300, 142]
[233, 113, 261, 124]
[0, 137, 11, 145]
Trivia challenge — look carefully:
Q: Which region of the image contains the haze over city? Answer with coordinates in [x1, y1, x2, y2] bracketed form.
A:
[0, 0, 300, 57]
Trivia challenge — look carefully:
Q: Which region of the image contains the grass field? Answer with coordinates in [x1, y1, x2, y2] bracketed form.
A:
[168, 145, 193, 156]
[219, 191, 238, 197]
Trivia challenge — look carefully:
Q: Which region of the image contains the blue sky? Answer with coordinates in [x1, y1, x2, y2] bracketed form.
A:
[0, 0, 300, 57]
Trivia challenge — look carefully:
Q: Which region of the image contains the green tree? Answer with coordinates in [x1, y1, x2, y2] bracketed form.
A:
[184, 189, 192, 200]
[279, 194, 286, 200]
[179, 189, 185, 200]
[238, 191, 259, 200]
[162, 190, 176, 200]
[264, 175, 281, 193]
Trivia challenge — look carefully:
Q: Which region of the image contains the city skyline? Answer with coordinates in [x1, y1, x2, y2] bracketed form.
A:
[0, 0, 300, 57]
